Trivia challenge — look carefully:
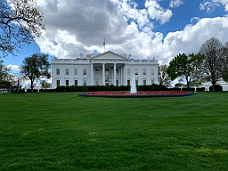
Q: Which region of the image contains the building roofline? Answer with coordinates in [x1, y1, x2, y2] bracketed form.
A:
[90, 51, 128, 60]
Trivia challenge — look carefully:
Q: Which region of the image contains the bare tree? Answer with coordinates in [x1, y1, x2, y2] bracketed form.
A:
[221, 41, 228, 81]
[0, 0, 45, 56]
[0, 60, 6, 80]
[158, 65, 171, 87]
[199, 37, 224, 91]
[0, 60, 25, 92]
[0, 60, 10, 88]
[40, 80, 51, 89]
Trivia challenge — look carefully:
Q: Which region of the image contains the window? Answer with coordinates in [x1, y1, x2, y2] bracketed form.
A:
[65, 69, 69, 75]
[151, 69, 154, 75]
[74, 80, 78, 86]
[136, 80, 138, 86]
[143, 80, 146, 85]
[96, 80, 99, 85]
[56, 68, 60, 75]
[83, 69, 87, 75]
[66, 80, 69, 86]
[127, 80, 130, 86]
[135, 69, 138, 75]
[127, 69, 130, 76]
[151, 79, 154, 84]
[105, 69, 109, 76]
[143, 69, 146, 75]
[74, 69, 78, 75]
[95, 69, 99, 76]
[83, 80, 87, 86]
[116, 69, 118, 75]
[56, 80, 60, 87]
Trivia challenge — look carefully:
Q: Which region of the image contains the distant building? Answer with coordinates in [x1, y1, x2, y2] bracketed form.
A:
[202, 81, 228, 91]
[51, 51, 159, 88]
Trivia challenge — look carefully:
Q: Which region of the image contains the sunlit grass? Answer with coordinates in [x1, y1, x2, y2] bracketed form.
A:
[0, 92, 228, 170]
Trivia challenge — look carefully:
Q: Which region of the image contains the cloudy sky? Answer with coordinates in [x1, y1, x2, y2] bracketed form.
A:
[3, 0, 228, 71]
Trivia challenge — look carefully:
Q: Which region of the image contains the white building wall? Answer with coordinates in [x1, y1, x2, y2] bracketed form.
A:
[126, 65, 158, 85]
[51, 51, 159, 88]
[52, 64, 92, 87]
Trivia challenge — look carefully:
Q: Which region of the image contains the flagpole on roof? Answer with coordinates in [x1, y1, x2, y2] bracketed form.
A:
[103, 37, 105, 52]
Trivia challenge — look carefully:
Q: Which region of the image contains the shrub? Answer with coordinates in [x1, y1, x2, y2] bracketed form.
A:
[0, 80, 11, 88]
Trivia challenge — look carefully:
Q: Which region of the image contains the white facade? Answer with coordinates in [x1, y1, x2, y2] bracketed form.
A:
[51, 51, 159, 88]
[202, 81, 228, 91]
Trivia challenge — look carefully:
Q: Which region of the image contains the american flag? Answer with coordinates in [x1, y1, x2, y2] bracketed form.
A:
[103, 38, 105, 45]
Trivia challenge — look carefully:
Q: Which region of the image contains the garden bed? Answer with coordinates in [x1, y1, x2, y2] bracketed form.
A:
[79, 91, 193, 98]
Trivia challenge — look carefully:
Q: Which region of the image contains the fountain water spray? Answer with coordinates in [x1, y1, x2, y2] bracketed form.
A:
[130, 75, 137, 94]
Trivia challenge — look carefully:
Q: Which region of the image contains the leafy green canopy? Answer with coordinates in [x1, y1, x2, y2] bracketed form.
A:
[21, 53, 50, 91]
[167, 53, 197, 90]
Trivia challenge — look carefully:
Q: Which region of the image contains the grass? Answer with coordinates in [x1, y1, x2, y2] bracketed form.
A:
[0, 91, 228, 171]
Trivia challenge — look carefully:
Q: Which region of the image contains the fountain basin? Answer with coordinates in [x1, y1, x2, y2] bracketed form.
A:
[79, 91, 193, 98]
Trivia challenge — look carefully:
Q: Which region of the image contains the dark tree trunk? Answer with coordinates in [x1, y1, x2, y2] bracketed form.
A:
[212, 80, 216, 91]
[17, 80, 20, 93]
[212, 84, 215, 91]
[31, 80, 34, 92]
[186, 75, 191, 91]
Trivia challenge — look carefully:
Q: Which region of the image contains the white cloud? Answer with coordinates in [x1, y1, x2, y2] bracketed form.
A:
[170, 0, 184, 8]
[6, 64, 21, 72]
[214, 0, 228, 11]
[200, 0, 228, 12]
[163, 16, 228, 62]
[199, 1, 220, 12]
[111, 0, 153, 30]
[145, 0, 173, 24]
[34, 0, 228, 65]
[190, 17, 200, 24]
[36, 0, 132, 57]
[36, 0, 159, 60]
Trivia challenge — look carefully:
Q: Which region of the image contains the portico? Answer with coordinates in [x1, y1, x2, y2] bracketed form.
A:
[90, 62, 127, 86]
[89, 51, 129, 86]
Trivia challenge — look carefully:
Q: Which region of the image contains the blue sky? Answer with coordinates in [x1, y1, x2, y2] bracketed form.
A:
[2, 0, 228, 70]
[155, 0, 223, 34]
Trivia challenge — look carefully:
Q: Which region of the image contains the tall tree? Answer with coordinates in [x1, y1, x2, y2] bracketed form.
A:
[40, 80, 51, 89]
[21, 53, 50, 92]
[0, 0, 45, 56]
[0, 60, 18, 89]
[158, 65, 171, 87]
[221, 41, 228, 81]
[198, 37, 225, 91]
[167, 53, 197, 90]
[0, 60, 5, 81]
[0, 60, 9, 88]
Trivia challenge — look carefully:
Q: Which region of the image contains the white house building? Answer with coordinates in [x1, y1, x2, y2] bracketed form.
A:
[51, 51, 159, 88]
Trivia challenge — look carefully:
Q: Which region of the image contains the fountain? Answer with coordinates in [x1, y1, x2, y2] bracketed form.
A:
[130, 75, 137, 94]
[79, 75, 193, 98]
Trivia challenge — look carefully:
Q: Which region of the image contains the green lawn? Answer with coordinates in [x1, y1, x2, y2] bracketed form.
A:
[0, 92, 228, 171]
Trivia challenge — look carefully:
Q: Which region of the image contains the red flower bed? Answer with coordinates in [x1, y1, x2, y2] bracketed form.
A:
[79, 91, 192, 98]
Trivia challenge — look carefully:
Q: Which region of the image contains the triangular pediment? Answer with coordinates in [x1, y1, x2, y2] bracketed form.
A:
[91, 51, 128, 61]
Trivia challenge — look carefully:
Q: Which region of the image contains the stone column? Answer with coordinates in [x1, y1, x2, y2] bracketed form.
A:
[120, 68, 122, 85]
[102, 63, 105, 85]
[124, 63, 127, 86]
[90, 63, 94, 85]
[113, 63, 116, 86]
